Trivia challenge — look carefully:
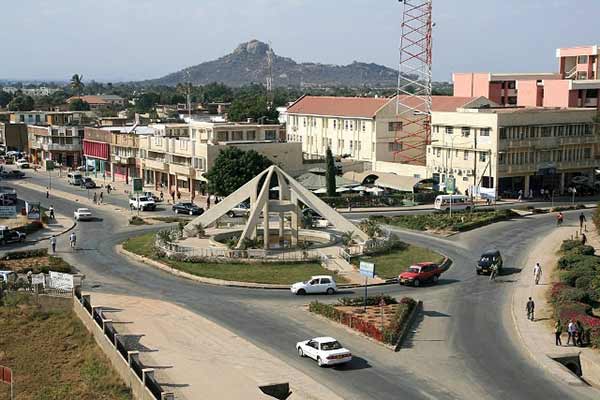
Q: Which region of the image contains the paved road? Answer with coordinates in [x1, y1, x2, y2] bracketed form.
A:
[4, 180, 600, 399]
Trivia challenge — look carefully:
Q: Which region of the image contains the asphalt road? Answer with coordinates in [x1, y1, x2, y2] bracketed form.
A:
[3, 177, 600, 399]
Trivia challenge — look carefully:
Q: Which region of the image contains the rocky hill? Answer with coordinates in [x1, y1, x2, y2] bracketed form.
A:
[147, 40, 399, 88]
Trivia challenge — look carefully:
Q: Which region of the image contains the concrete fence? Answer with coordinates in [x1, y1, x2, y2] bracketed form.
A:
[73, 290, 174, 400]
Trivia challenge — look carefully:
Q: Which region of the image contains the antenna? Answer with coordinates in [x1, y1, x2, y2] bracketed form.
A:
[393, 0, 433, 166]
[266, 41, 274, 110]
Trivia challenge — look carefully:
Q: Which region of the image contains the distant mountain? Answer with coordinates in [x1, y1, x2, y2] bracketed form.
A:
[146, 40, 399, 88]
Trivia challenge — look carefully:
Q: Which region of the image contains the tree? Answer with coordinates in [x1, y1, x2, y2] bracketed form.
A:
[68, 98, 90, 111]
[359, 219, 382, 240]
[7, 95, 34, 111]
[70, 74, 85, 97]
[205, 147, 272, 196]
[0, 91, 13, 108]
[325, 147, 336, 197]
[228, 93, 278, 122]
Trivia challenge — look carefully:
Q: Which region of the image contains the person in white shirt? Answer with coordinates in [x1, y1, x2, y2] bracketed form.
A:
[567, 320, 576, 345]
[533, 263, 542, 285]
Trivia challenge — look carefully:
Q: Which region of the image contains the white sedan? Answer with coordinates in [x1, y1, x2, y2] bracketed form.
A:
[16, 159, 29, 169]
[291, 275, 337, 295]
[74, 208, 93, 221]
[296, 337, 352, 367]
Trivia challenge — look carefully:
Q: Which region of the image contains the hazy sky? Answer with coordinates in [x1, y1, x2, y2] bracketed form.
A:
[2, 0, 599, 82]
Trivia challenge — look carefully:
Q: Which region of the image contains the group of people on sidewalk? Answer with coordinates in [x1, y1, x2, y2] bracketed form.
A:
[554, 319, 588, 347]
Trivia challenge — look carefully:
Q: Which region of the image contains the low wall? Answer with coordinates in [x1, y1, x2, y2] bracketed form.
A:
[581, 350, 600, 388]
[73, 292, 174, 400]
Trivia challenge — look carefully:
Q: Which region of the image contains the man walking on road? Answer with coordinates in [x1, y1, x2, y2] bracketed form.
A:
[99, 191, 104, 204]
[526, 297, 535, 321]
[50, 235, 56, 253]
[69, 232, 76, 250]
[533, 263, 542, 285]
[579, 212, 587, 232]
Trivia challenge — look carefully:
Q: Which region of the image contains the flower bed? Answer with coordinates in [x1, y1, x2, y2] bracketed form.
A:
[309, 296, 417, 346]
[551, 239, 600, 348]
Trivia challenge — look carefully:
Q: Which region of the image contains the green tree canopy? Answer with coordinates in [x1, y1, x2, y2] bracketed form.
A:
[70, 74, 84, 96]
[205, 147, 273, 196]
[68, 98, 90, 111]
[0, 91, 13, 108]
[228, 93, 278, 122]
[7, 95, 35, 111]
[134, 92, 161, 113]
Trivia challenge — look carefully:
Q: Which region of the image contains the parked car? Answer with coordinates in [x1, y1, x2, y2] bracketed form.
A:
[0, 227, 26, 245]
[80, 177, 97, 189]
[77, 165, 95, 172]
[129, 196, 156, 211]
[15, 159, 29, 169]
[296, 337, 352, 367]
[74, 208, 93, 221]
[227, 202, 250, 218]
[143, 191, 161, 202]
[67, 172, 83, 185]
[0, 170, 25, 179]
[291, 275, 337, 295]
[172, 202, 204, 215]
[476, 250, 503, 275]
[399, 262, 444, 286]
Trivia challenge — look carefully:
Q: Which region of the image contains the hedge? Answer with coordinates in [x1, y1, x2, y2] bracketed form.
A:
[310, 296, 417, 346]
[2, 248, 48, 260]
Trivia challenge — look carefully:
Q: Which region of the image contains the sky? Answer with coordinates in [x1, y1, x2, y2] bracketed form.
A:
[1, 0, 599, 83]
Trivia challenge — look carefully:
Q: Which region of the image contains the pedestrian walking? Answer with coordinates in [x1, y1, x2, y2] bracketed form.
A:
[69, 231, 77, 250]
[50, 235, 57, 253]
[577, 320, 585, 346]
[579, 212, 587, 231]
[540, 188, 544, 199]
[93, 192, 97, 204]
[347, 198, 352, 212]
[518, 189, 523, 202]
[526, 297, 535, 321]
[177, 190, 181, 201]
[107, 184, 112, 194]
[581, 233, 587, 246]
[533, 262, 542, 285]
[99, 191, 103, 204]
[567, 320, 576, 345]
[556, 212, 564, 226]
[160, 191, 164, 202]
[206, 195, 211, 210]
[49, 205, 55, 220]
[171, 191, 175, 204]
[46, 188, 49, 199]
[554, 320, 563, 346]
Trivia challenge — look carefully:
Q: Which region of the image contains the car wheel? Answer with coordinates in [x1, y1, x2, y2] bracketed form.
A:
[227, 211, 235, 218]
[189, 210, 193, 216]
[413, 279, 420, 287]
[297, 289, 306, 296]
[297, 347, 304, 357]
[476, 270, 481, 275]
[326, 288, 335, 295]
[432, 275, 439, 284]
[317, 357, 325, 367]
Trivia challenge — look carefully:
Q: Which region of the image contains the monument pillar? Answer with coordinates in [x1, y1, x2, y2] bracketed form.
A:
[263, 202, 270, 250]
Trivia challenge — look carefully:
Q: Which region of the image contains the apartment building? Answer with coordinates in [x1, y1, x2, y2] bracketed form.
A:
[454, 45, 600, 109]
[28, 125, 85, 167]
[427, 107, 598, 197]
[286, 95, 493, 174]
[0, 122, 28, 152]
[139, 121, 300, 196]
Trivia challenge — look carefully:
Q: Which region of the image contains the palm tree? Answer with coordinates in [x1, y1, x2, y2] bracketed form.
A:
[359, 219, 382, 240]
[70, 74, 84, 97]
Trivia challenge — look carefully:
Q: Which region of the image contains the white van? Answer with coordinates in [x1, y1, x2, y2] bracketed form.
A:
[67, 172, 83, 185]
[434, 195, 473, 212]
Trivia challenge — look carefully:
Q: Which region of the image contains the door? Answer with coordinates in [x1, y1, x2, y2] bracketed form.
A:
[306, 278, 320, 294]
[320, 277, 332, 292]
[304, 341, 318, 359]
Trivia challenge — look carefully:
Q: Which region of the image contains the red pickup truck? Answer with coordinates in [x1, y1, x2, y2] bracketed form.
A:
[399, 262, 444, 287]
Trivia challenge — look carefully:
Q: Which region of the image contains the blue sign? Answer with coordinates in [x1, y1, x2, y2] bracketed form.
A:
[359, 261, 375, 279]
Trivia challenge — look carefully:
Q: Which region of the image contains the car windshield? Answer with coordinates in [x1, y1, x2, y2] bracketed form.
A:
[408, 266, 421, 273]
[138, 197, 149, 201]
[78, 209, 90, 212]
[321, 341, 342, 351]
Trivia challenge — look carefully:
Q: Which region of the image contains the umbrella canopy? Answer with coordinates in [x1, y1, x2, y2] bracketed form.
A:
[352, 186, 368, 192]
[297, 171, 358, 191]
[312, 188, 328, 194]
[336, 187, 351, 193]
[366, 187, 385, 193]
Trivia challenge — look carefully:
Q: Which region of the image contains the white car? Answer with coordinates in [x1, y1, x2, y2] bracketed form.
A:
[74, 208, 93, 221]
[16, 159, 29, 169]
[227, 203, 250, 218]
[291, 275, 337, 295]
[129, 196, 156, 211]
[296, 337, 352, 367]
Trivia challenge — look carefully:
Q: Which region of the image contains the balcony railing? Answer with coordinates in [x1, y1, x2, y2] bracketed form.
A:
[41, 143, 82, 152]
[500, 135, 595, 149]
[498, 159, 597, 174]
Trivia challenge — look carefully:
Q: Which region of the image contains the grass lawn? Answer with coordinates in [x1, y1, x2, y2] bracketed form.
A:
[354, 244, 444, 279]
[0, 294, 131, 400]
[123, 232, 348, 285]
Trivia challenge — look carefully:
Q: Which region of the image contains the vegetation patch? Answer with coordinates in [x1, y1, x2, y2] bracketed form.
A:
[128, 215, 147, 225]
[0, 294, 131, 400]
[551, 238, 600, 347]
[309, 296, 417, 346]
[351, 241, 444, 279]
[0, 248, 72, 274]
[123, 232, 346, 285]
[371, 209, 518, 232]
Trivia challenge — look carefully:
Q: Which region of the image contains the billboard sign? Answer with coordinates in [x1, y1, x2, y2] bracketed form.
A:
[25, 201, 41, 220]
[0, 206, 16, 218]
[359, 261, 375, 279]
[49, 271, 74, 290]
[31, 273, 45, 287]
[131, 178, 143, 194]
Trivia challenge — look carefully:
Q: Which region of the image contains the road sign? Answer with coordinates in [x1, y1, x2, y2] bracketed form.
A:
[0, 206, 16, 218]
[132, 178, 143, 194]
[359, 261, 375, 278]
[446, 176, 455, 194]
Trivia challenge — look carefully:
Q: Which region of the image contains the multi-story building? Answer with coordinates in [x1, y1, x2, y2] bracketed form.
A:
[454, 45, 600, 109]
[9, 111, 47, 125]
[286, 95, 493, 174]
[0, 122, 28, 152]
[139, 121, 300, 196]
[66, 95, 125, 111]
[28, 124, 85, 167]
[1, 86, 61, 96]
[427, 107, 598, 197]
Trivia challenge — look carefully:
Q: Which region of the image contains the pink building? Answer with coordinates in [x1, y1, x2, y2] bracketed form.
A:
[454, 45, 600, 109]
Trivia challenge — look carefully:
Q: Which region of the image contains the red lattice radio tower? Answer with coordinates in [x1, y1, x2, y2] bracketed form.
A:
[393, 0, 433, 165]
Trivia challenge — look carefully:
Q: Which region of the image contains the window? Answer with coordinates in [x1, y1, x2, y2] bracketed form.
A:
[349, 121, 353, 130]
[507, 81, 516, 89]
[323, 118, 327, 128]
[578, 55, 589, 64]
[388, 142, 402, 152]
[312, 118, 317, 127]
[179, 140, 188, 150]
[344, 121, 349, 130]
[349, 141, 353, 151]
[320, 278, 331, 284]
[445, 126, 454, 135]
[479, 152, 487, 162]
[464, 150, 469, 160]
[584, 147, 592, 159]
[480, 128, 490, 137]
[217, 131, 228, 141]
[436, 148, 441, 157]
[246, 130, 256, 140]
[362, 122, 366, 132]
[303, 118, 307, 127]
[498, 153, 505, 164]
[499, 128, 507, 139]
[461, 127, 470, 137]
[232, 131, 243, 141]
[328, 139, 332, 148]
[541, 127, 552, 137]
[333, 120, 337, 129]
[389, 122, 403, 132]
[455, 149, 459, 158]
[434, 126, 440, 133]
[265, 130, 276, 140]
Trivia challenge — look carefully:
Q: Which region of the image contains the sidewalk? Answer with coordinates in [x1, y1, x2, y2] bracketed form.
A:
[511, 219, 600, 388]
[91, 292, 344, 400]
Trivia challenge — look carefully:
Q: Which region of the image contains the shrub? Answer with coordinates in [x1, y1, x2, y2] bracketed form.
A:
[575, 275, 593, 290]
[129, 216, 146, 225]
[559, 267, 596, 287]
[2, 248, 48, 260]
[569, 245, 595, 256]
[553, 286, 590, 304]
[337, 295, 398, 307]
[561, 240, 582, 253]
[382, 297, 417, 344]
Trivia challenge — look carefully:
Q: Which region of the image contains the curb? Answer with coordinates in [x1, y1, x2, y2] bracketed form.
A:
[395, 300, 423, 351]
[117, 244, 402, 290]
[26, 216, 77, 243]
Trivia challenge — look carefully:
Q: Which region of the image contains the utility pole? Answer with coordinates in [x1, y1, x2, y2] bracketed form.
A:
[266, 41, 274, 111]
